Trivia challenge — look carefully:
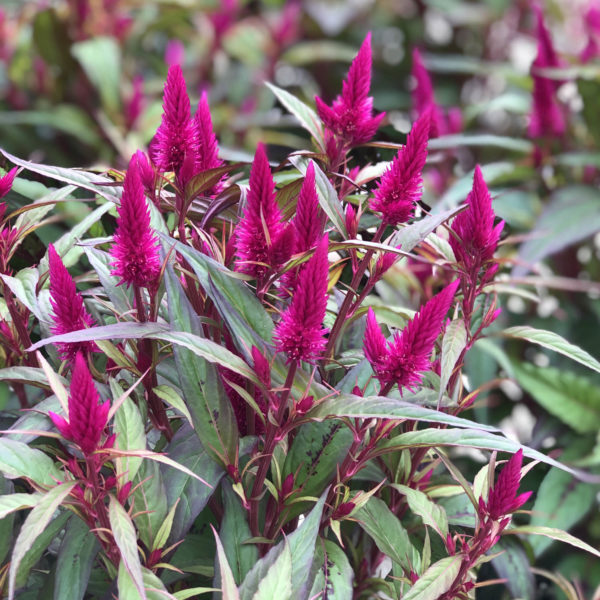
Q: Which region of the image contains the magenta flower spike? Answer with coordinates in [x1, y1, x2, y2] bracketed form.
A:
[150, 64, 197, 174]
[411, 49, 445, 137]
[49, 352, 110, 455]
[125, 75, 145, 131]
[294, 162, 322, 252]
[369, 111, 431, 226]
[449, 166, 504, 270]
[235, 143, 285, 279]
[315, 32, 385, 147]
[193, 91, 225, 195]
[274, 235, 329, 364]
[110, 155, 161, 289]
[0, 167, 17, 199]
[364, 280, 459, 391]
[482, 450, 532, 520]
[48, 244, 98, 362]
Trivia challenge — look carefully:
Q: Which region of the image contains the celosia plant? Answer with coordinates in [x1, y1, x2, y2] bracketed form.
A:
[0, 10, 599, 600]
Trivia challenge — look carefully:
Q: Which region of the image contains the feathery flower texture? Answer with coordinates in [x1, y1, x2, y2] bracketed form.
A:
[49, 352, 110, 454]
[48, 244, 98, 362]
[274, 235, 329, 364]
[194, 91, 225, 194]
[364, 280, 459, 391]
[449, 165, 504, 271]
[235, 143, 286, 279]
[481, 449, 532, 520]
[151, 64, 197, 173]
[315, 33, 384, 147]
[370, 111, 430, 226]
[110, 155, 161, 289]
[0, 167, 17, 199]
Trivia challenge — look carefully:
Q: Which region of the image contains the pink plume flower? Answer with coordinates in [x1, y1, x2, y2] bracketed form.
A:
[124, 75, 145, 131]
[274, 235, 330, 364]
[370, 111, 431, 225]
[293, 163, 322, 252]
[528, 7, 565, 138]
[315, 33, 385, 147]
[131, 150, 156, 197]
[150, 65, 198, 174]
[0, 167, 17, 199]
[449, 165, 504, 270]
[235, 143, 285, 280]
[48, 244, 98, 362]
[165, 39, 185, 67]
[364, 280, 459, 391]
[481, 450, 532, 520]
[110, 155, 161, 289]
[48, 352, 110, 454]
[411, 49, 446, 137]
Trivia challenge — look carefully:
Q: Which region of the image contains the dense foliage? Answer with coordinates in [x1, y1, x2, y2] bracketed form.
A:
[0, 1, 600, 599]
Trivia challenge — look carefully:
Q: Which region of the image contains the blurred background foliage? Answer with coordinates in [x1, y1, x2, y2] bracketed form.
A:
[1, 0, 600, 597]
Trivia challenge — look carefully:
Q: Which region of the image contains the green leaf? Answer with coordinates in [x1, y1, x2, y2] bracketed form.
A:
[71, 37, 121, 114]
[501, 326, 600, 374]
[118, 563, 178, 600]
[84, 247, 132, 315]
[265, 82, 324, 147]
[131, 459, 167, 549]
[114, 393, 146, 483]
[392, 485, 449, 541]
[428, 133, 533, 153]
[0, 366, 66, 389]
[438, 319, 467, 402]
[528, 467, 597, 557]
[239, 493, 327, 600]
[308, 392, 498, 431]
[491, 537, 534, 600]
[220, 481, 258, 584]
[354, 496, 418, 573]
[505, 526, 600, 558]
[1, 268, 40, 318]
[54, 516, 99, 600]
[308, 540, 353, 600]
[109, 494, 146, 600]
[213, 526, 241, 600]
[163, 264, 238, 465]
[0, 493, 42, 519]
[0, 438, 62, 486]
[513, 364, 600, 433]
[401, 555, 462, 600]
[8, 483, 76, 600]
[253, 539, 292, 600]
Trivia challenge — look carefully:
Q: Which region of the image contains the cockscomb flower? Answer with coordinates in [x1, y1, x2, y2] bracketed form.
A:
[274, 235, 329, 364]
[369, 111, 430, 226]
[235, 143, 285, 280]
[193, 91, 225, 195]
[0, 167, 17, 199]
[315, 33, 385, 147]
[449, 166, 504, 271]
[150, 64, 197, 173]
[364, 280, 459, 391]
[528, 7, 565, 138]
[411, 49, 446, 137]
[124, 75, 145, 131]
[48, 352, 110, 455]
[481, 449, 532, 521]
[48, 244, 98, 362]
[110, 155, 161, 289]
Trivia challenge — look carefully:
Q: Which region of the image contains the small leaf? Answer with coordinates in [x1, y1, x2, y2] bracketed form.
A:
[0, 493, 42, 519]
[391, 484, 449, 541]
[401, 555, 462, 600]
[501, 326, 600, 374]
[8, 482, 76, 600]
[109, 494, 147, 599]
[213, 526, 241, 600]
[438, 319, 467, 403]
[113, 393, 146, 483]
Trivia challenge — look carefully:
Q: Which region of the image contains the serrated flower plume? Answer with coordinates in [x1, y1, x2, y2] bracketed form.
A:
[235, 143, 285, 279]
[193, 91, 224, 195]
[411, 49, 446, 137]
[370, 111, 431, 225]
[449, 165, 504, 270]
[364, 280, 459, 391]
[274, 235, 329, 364]
[48, 352, 110, 454]
[110, 154, 161, 289]
[48, 244, 98, 362]
[0, 167, 17, 199]
[315, 33, 385, 147]
[150, 64, 198, 173]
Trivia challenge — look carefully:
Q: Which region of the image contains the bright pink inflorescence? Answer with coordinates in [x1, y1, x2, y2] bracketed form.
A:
[274, 235, 329, 364]
[528, 6, 565, 138]
[0, 167, 17, 199]
[449, 165, 504, 273]
[364, 280, 459, 392]
[194, 91, 225, 194]
[49, 352, 110, 454]
[370, 111, 431, 226]
[110, 155, 161, 289]
[235, 143, 288, 280]
[315, 33, 385, 148]
[48, 244, 98, 362]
